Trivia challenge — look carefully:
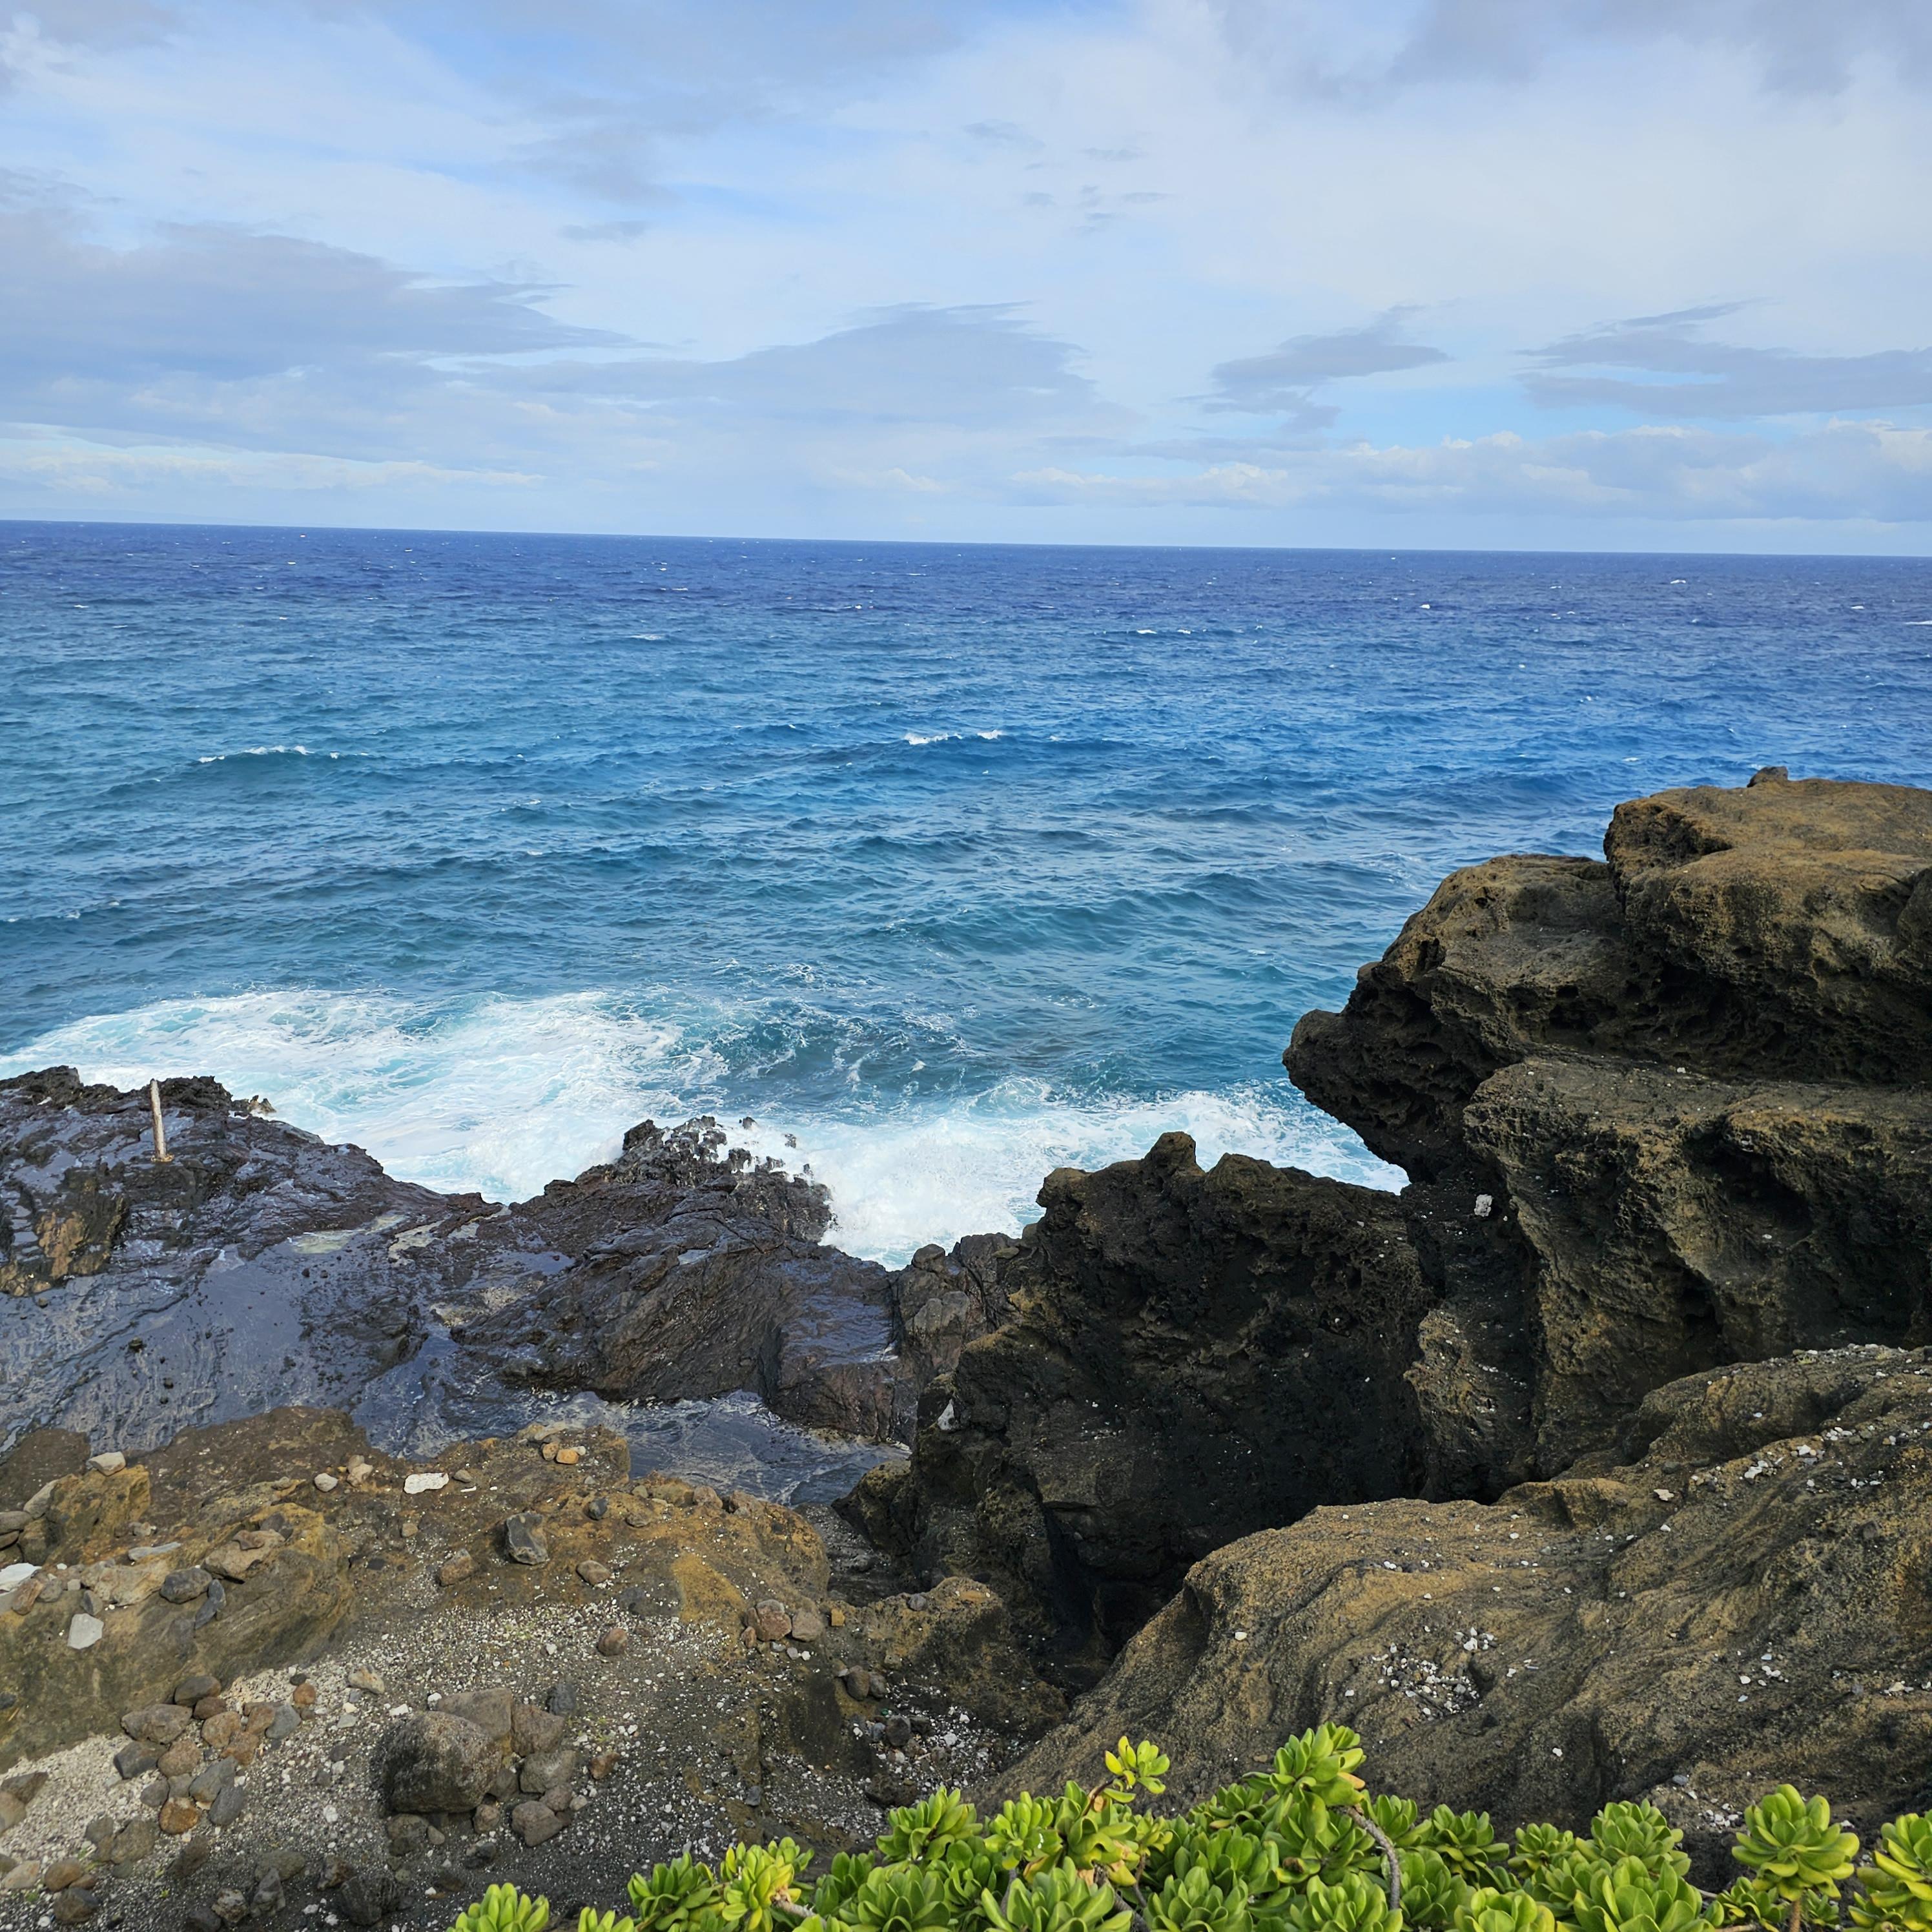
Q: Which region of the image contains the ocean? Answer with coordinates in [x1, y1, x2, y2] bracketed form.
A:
[5, 521, 1930, 1265]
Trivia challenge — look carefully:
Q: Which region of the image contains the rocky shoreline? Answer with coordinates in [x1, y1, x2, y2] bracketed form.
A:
[3, 770, 1928, 1929]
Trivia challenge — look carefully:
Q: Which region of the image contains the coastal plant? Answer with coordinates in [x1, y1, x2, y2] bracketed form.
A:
[440, 1727, 1928, 1932]
[1849, 1816, 1932, 1932]
[1732, 1790, 1860, 1932]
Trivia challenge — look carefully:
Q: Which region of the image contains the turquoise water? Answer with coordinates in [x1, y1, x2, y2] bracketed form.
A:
[5, 522, 1929, 1260]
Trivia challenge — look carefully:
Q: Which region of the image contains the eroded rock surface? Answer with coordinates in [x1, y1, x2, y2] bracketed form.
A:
[851, 1135, 1432, 1678]
[1288, 770, 1932, 1478]
[1009, 1346, 1932, 1870]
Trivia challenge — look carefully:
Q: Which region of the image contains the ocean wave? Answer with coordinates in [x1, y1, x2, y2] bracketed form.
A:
[0, 989, 1401, 1264]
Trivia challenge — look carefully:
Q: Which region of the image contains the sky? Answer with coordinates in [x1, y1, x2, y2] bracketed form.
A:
[3, 0, 1931, 550]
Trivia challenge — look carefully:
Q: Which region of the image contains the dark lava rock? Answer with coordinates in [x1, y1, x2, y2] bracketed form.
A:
[544, 1678, 579, 1717]
[159, 1568, 212, 1603]
[852, 1136, 1431, 1672]
[498, 1514, 549, 1566]
[511, 1799, 566, 1847]
[339, 1869, 396, 1927]
[382, 1712, 500, 1814]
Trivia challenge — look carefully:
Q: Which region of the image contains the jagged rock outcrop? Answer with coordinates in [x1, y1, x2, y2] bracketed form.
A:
[0, 1076, 946, 1455]
[1007, 1345, 1932, 1870]
[850, 1135, 1433, 1679]
[860, 774, 1932, 1680]
[1289, 770, 1932, 1479]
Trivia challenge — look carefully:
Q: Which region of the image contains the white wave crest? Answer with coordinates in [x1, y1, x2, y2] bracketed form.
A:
[0, 991, 1402, 1264]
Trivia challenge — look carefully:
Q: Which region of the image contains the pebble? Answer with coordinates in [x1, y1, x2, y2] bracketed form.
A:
[52, 1888, 99, 1924]
[43, 1859, 87, 1891]
[577, 1559, 613, 1587]
[345, 1666, 385, 1694]
[512, 1799, 564, 1845]
[499, 1514, 550, 1566]
[554, 1447, 582, 1466]
[437, 1552, 476, 1587]
[0, 1864, 41, 1893]
[544, 1680, 578, 1717]
[753, 1601, 792, 1642]
[404, 1472, 449, 1495]
[595, 1625, 630, 1656]
[209, 1783, 247, 1828]
[158, 1797, 200, 1834]
[66, 1612, 105, 1650]
[313, 1472, 339, 1492]
[160, 1567, 212, 1603]
[345, 1458, 375, 1487]
[176, 1673, 223, 1705]
[85, 1452, 127, 1475]
[0, 1561, 36, 1591]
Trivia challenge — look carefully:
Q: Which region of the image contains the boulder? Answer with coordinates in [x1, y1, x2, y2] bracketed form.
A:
[382, 1712, 500, 1814]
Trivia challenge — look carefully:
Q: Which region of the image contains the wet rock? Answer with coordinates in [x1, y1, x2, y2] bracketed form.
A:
[383, 1712, 499, 1814]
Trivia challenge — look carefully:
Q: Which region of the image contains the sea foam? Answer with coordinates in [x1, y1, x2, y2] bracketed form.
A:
[0, 988, 1399, 1265]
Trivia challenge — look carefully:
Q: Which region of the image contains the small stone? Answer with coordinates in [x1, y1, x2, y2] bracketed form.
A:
[139, 1777, 169, 1810]
[123, 1703, 194, 1746]
[172, 1838, 212, 1881]
[577, 1558, 612, 1587]
[544, 1679, 578, 1717]
[387, 1814, 433, 1856]
[512, 1800, 565, 1846]
[157, 1734, 201, 1778]
[539, 1440, 559, 1463]
[187, 1760, 235, 1804]
[110, 1817, 159, 1864]
[588, 1751, 617, 1780]
[789, 1607, 825, 1643]
[883, 1715, 913, 1749]
[0, 1863, 42, 1893]
[519, 1748, 577, 1795]
[404, 1471, 449, 1495]
[753, 1600, 791, 1642]
[43, 1858, 88, 1891]
[84, 1813, 116, 1852]
[1474, 1193, 1494, 1218]
[52, 1888, 99, 1925]
[159, 1567, 212, 1603]
[252, 1867, 285, 1912]
[265, 1701, 301, 1742]
[291, 1680, 318, 1711]
[345, 1459, 375, 1488]
[201, 1709, 242, 1749]
[510, 1701, 564, 1756]
[498, 1514, 549, 1566]
[67, 1611, 105, 1649]
[595, 1625, 629, 1656]
[185, 1907, 225, 1932]
[553, 1446, 581, 1466]
[175, 1673, 222, 1705]
[85, 1452, 127, 1475]
[313, 1472, 339, 1492]
[828, 1605, 846, 1628]
[905, 1592, 930, 1612]
[192, 1694, 229, 1721]
[211, 1889, 249, 1926]
[209, 1783, 247, 1828]
[475, 1799, 503, 1831]
[158, 1797, 200, 1834]
[345, 1665, 385, 1694]
[436, 1552, 476, 1587]
[585, 1495, 609, 1521]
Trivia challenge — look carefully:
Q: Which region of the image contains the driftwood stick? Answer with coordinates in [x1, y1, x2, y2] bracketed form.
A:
[149, 1078, 171, 1164]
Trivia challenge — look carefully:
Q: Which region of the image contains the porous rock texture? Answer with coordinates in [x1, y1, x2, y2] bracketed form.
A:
[1009, 1345, 1932, 1871]
[1290, 770, 1932, 1480]
[859, 774, 1932, 1689]
[850, 1135, 1434, 1678]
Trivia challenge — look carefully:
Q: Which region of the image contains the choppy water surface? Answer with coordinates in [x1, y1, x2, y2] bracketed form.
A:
[5, 524, 1930, 1261]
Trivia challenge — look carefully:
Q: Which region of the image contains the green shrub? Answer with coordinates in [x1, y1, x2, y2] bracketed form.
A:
[443, 1730, 1921, 1932]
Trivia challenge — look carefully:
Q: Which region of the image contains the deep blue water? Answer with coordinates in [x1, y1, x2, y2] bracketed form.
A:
[5, 521, 1930, 1262]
